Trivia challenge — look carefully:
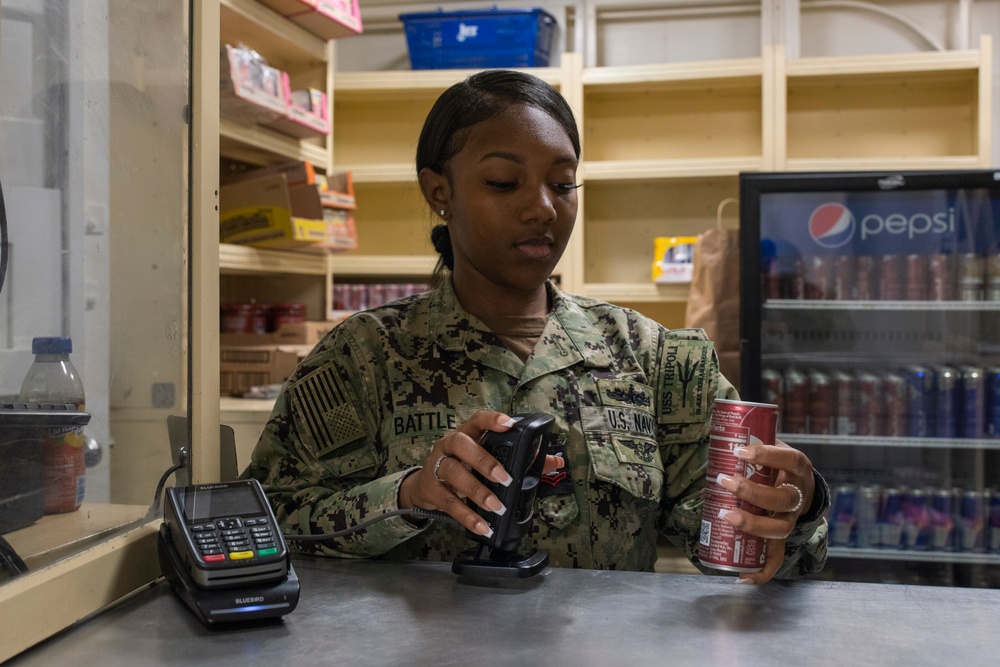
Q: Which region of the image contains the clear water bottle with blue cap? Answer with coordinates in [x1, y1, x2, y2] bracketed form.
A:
[19, 337, 87, 513]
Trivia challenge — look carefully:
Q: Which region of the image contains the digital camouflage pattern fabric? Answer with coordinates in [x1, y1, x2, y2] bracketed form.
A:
[243, 279, 829, 574]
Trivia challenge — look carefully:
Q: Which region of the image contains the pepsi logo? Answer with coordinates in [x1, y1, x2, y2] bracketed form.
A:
[809, 203, 855, 248]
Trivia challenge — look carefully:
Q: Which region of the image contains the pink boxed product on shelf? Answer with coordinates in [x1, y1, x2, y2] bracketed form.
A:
[257, 0, 363, 39]
[265, 76, 330, 139]
[220, 44, 289, 125]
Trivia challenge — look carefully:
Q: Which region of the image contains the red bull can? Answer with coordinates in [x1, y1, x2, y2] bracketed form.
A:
[960, 366, 985, 439]
[929, 489, 956, 551]
[856, 372, 879, 436]
[879, 488, 905, 549]
[699, 400, 777, 573]
[903, 488, 932, 550]
[783, 368, 809, 434]
[882, 372, 908, 437]
[933, 366, 959, 439]
[830, 484, 856, 547]
[957, 489, 985, 552]
[988, 489, 1000, 552]
[808, 370, 834, 435]
[987, 368, 1000, 438]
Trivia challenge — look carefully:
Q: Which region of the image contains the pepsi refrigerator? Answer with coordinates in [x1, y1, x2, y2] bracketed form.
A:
[739, 169, 1000, 588]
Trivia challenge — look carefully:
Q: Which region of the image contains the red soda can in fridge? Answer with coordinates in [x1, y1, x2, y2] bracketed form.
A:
[879, 254, 905, 300]
[763, 256, 781, 301]
[832, 371, 856, 436]
[761, 368, 784, 431]
[783, 368, 809, 434]
[855, 371, 880, 436]
[882, 372, 908, 437]
[834, 256, 855, 300]
[928, 253, 956, 300]
[807, 370, 834, 435]
[805, 255, 833, 300]
[790, 258, 806, 300]
[855, 255, 875, 300]
[905, 254, 928, 300]
[699, 400, 777, 573]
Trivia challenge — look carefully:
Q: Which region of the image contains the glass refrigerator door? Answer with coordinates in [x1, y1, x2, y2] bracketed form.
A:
[740, 172, 1000, 588]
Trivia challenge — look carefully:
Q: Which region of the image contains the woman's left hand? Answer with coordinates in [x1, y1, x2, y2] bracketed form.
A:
[715, 439, 816, 585]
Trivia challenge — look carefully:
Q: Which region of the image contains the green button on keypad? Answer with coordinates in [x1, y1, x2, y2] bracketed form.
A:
[257, 547, 278, 556]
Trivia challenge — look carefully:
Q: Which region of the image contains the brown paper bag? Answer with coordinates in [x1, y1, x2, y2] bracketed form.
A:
[684, 227, 741, 389]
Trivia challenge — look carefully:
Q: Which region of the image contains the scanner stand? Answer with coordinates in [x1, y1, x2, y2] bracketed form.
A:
[452, 542, 549, 579]
[157, 526, 299, 627]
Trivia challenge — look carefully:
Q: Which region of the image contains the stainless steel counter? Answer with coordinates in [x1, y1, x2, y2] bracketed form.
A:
[10, 557, 1000, 666]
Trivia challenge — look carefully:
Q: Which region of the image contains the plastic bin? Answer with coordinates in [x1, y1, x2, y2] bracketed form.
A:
[400, 8, 557, 70]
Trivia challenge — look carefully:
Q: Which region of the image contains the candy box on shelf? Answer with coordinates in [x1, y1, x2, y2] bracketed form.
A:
[220, 44, 288, 125]
[399, 8, 557, 70]
[651, 236, 697, 284]
[256, 0, 363, 40]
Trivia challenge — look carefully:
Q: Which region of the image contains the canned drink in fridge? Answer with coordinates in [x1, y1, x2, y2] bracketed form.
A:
[699, 400, 778, 573]
[761, 368, 784, 432]
[829, 484, 856, 547]
[958, 253, 984, 301]
[881, 372, 908, 437]
[790, 257, 806, 300]
[987, 368, 1000, 439]
[808, 370, 834, 435]
[855, 485, 881, 548]
[783, 368, 809, 434]
[834, 256, 855, 300]
[879, 254, 905, 300]
[957, 489, 985, 552]
[905, 366, 933, 438]
[903, 488, 932, 550]
[855, 255, 875, 300]
[988, 490, 1000, 552]
[933, 366, 959, 439]
[855, 372, 880, 436]
[960, 366, 985, 439]
[879, 488, 905, 548]
[832, 371, 857, 436]
[987, 253, 1000, 301]
[805, 255, 833, 300]
[905, 254, 928, 300]
[929, 489, 956, 551]
[763, 256, 781, 301]
[928, 253, 956, 301]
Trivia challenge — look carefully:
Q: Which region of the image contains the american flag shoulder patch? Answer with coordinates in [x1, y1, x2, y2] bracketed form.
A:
[292, 367, 368, 459]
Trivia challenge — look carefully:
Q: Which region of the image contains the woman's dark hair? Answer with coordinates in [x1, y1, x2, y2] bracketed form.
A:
[418, 70, 580, 276]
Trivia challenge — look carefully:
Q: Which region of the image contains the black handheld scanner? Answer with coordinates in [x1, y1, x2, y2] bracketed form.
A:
[465, 412, 555, 552]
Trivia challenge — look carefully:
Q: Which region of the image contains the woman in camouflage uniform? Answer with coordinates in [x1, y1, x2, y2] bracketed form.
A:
[244, 70, 828, 583]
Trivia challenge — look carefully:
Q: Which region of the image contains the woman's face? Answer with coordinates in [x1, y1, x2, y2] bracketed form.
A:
[437, 104, 579, 300]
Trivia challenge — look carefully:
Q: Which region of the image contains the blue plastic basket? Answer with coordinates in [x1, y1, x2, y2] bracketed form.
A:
[400, 8, 557, 70]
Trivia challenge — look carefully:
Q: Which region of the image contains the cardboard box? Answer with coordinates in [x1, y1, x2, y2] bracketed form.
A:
[220, 173, 357, 252]
[220, 320, 336, 347]
[221, 159, 317, 187]
[265, 86, 330, 139]
[220, 346, 301, 396]
[256, 0, 363, 40]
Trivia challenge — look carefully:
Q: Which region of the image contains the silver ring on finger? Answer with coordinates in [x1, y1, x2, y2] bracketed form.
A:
[432, 454, 449, 482]
[779, 483, 804, 513]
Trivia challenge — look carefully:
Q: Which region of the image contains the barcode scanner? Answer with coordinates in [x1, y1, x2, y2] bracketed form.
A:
[452, 412, 555, 579]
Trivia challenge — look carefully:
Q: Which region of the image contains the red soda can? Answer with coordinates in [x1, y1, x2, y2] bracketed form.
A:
[879, 254, 905, 300]
[808, 370, 834, 434]
[834, 256, 855, 300]
[783, 368, 809, 434]
[882, 372, 908, 437]
[699, 399, 777, 573]
[928, 253, 956, 300]
[832, 371, 856, 436]
[906, 254, 928, 300]
[805, 255, 833, 300]
[856, 371, 880, 436]
[761, 368, 784, 431]
[790, 258, 806, 300]
[763, 257, 781, 301]
[855, 255, 875, 300]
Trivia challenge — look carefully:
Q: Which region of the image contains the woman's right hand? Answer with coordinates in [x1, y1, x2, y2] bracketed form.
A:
[398, 411, 562, 538]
